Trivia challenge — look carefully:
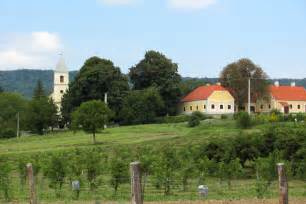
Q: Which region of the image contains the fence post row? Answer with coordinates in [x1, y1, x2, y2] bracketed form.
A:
[130, 161, 143, 204]
[277, 163, 288, 204]
[27, 163, 37, 204]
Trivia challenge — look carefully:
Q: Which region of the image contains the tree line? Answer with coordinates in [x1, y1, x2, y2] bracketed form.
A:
[1, 51, 272, 138]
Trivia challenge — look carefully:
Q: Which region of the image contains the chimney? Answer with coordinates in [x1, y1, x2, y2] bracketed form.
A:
[274, 81, 279, 87]
[291, 82, 296, 87]
[216, 82, 221, 86]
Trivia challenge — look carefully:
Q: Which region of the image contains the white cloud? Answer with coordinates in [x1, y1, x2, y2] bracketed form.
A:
[97, 0, 136, 6]
[168, 0, 216, 10]
[0, 32, 62, 70]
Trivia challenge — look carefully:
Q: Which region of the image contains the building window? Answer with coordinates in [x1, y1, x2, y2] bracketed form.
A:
[60, 75, 64, 83]
[60, 90, 64, 94]
[220, 105, 224, 110]
[211, 104, 215, 109]
[298, 105, 301, 109]
[290, 104, 293, 109]
[190, 106, 192, 111]
[228, 105, 231, 110]
[183, 107, 186, 112]
[269, 104, 271, 109]
[196, 106, 199, 110]
[204, 105, 206, 109]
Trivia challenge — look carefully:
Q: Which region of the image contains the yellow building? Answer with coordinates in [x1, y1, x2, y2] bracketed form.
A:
[179, 84, 235, 115]
[256, 81, 306, 114]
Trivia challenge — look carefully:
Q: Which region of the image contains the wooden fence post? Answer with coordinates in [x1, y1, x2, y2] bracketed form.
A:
[27, 163, 37, 204]
[277, 163, 288, 204]
[130, 161, 142, 204]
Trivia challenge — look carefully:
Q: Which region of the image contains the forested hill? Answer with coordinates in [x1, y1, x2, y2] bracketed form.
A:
[0, 69, 306, 98]
[0, 70, 77, 98]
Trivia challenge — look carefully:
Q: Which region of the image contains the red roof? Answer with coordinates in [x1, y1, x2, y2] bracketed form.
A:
[269, 85, 306, 101]
[181, 85, 229, 102]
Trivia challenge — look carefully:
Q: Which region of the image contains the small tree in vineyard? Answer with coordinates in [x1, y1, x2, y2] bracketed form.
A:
[72, 100, 112, 144]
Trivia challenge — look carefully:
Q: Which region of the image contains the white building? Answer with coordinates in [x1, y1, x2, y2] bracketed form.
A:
[50, 57, 69, 111]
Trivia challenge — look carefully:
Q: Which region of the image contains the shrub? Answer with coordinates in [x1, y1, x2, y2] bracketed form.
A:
[160, 115, 190, 124]
[221, 114, 228, 120]
[236, 111, 252, 129]
[187, 111, 206, 127]
[296, 113, 306, 122]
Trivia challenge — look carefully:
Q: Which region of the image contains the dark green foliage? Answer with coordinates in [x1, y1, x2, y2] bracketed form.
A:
[62, 57, 129, 123]
[26, 81, 58, 135]
[46, 153, 67, 197]
[179, 78, 218, 96]
[84, 148, 104, 190]
[218, 158, 244, 188]
[153, 145, 179, 195]
[236, 111, 252, 128]
[72, 100, 112, 144]
[0, 157, 12, 201]
[120, 88, 164, 125]
[0, 92, 27, 138]
[220, 58, 270, 108]
[188, 111, 206, 127]
[0, 86, 3, 93]
[157, 115, 190, 124]
[0, 70, 77, 98]
[188, 114, 200, 127]
[109, 155, 129, 194]
[129, 50, 182, 116]
[221, 114, 228, 119]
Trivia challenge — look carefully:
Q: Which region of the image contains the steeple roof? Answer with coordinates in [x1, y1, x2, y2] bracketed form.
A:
[55, 56, 68, 73]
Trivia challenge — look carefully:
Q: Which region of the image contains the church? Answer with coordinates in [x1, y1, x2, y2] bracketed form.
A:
[50, 57, 69, 111]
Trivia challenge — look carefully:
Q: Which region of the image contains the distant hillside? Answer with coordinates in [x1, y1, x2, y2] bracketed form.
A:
[0, 69, 305, 98]
[0, 70, 77, 98]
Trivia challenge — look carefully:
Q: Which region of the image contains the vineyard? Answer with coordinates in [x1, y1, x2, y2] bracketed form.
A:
[0, 119, 305, 203]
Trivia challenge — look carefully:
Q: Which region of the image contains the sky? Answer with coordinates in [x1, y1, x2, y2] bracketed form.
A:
[1, 0, 306, 78]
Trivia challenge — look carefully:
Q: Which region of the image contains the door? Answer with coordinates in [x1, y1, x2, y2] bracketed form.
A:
[284, 106, 289, 114]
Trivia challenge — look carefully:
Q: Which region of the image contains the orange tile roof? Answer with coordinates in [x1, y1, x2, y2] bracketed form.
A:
[181, 85, 229, 102]
[269, 85, 306, 101]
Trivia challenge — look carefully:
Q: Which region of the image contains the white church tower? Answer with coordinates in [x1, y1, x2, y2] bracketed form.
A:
[51, 56, 69, 110]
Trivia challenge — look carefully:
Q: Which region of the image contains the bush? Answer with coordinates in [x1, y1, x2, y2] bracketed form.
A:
[159, 115, 190, 124]
[236, 111, 252, 129]
[188, 111, 206, 127]
[221, 114, 228, 120]
[188, 115, 200, 127]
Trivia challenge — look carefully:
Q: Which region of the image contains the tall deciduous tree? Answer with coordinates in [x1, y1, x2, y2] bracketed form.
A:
[0, 92, 27, 138]
[62, 57, 129, 123]
[26, 80, 58, 135]
[220, 58, 269, 109]
[120, 87, 164, 124]
[129, 51, 182, 115]
[72, 100, 112, 144]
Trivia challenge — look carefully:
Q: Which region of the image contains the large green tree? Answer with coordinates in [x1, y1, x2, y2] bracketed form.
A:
[120, 87, 164, 125]
[0, 92, 27, 138]
[62, 57, 129, 123]
[129, 51, 182, 115]
[72, 100, 112, 144]
[0, 86, 3, 93]
[26, 80, 58, 135]
[220, 58, 269, 108]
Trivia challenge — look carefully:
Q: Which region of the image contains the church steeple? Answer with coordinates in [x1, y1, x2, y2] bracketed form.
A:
[51, 55, 69, 111]
[55, 55, 68, 73]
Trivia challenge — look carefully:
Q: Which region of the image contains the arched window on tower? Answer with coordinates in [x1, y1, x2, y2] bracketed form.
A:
[60, 75, 64, 83]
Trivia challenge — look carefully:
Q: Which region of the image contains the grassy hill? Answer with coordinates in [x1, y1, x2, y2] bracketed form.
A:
[0, 119, 255, 157]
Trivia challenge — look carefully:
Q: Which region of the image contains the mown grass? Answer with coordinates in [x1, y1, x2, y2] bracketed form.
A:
[0, 119, 255, 157]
